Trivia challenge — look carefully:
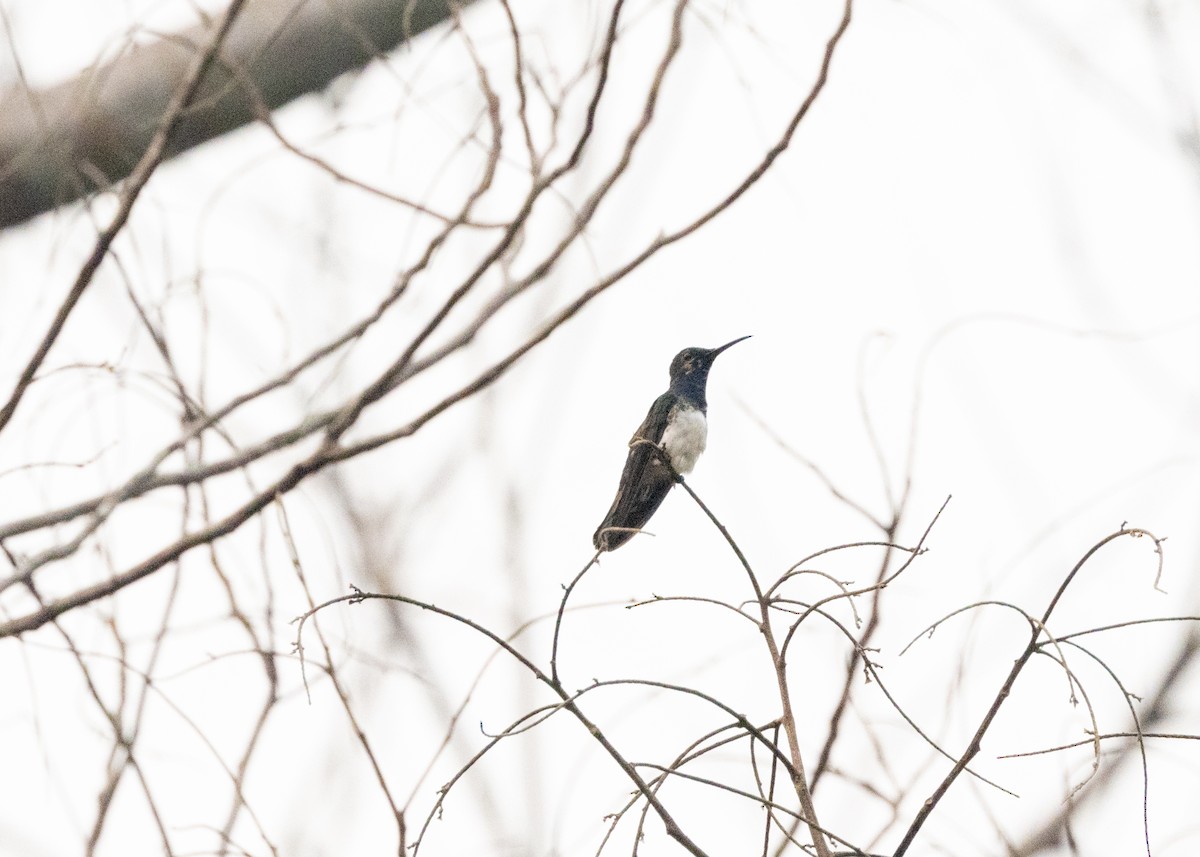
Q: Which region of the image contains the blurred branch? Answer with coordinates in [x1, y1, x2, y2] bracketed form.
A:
[0, 0, 857, 637]
[0, 0, 474, 228]
[1008, 624, 1200, 857]
[0, 0, 249, 438]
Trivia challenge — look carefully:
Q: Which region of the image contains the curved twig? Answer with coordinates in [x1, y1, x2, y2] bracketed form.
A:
[890, 526, 1165, 856]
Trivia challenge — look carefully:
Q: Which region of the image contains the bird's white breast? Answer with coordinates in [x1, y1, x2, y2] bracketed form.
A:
[660, 405, 707, 474]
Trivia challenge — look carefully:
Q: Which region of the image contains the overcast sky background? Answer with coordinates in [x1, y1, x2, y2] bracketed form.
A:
[1, 0, 1199, 855]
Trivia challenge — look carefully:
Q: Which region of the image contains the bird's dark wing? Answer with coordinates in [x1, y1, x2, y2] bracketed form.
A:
[593, 394, 676, 551]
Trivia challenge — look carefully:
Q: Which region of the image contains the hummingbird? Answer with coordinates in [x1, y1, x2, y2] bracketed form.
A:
[593, 336, 750, 552]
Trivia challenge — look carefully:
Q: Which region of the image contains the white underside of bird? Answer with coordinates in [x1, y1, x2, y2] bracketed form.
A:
[660, 405, 707, 474]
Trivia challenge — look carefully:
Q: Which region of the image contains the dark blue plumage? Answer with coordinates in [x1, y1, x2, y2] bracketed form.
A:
[593, 336, 749, 551]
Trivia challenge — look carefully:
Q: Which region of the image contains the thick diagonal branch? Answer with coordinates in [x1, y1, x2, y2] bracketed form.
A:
[0, 0, 473, 228]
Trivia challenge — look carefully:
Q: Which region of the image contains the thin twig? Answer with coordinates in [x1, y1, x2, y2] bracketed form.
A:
[0, 0, 250, 436]
[890, 527, 1165, 857]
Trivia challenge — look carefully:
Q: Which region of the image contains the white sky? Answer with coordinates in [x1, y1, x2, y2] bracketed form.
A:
[1, 0, 1199, 855]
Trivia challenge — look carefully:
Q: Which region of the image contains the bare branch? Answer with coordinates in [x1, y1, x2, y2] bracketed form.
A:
[891, 527, 1166, 857]
[0, 0, 476, 227]
[0, 0, 250, 436]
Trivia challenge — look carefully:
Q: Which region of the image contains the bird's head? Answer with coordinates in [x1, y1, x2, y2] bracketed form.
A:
[667, 336, 750, 398]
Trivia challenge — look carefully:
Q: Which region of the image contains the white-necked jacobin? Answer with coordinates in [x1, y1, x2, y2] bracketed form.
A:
[593, 336, 750, 551]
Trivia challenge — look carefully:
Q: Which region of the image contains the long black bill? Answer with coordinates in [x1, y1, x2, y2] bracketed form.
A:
[709, 335, 751, 358]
